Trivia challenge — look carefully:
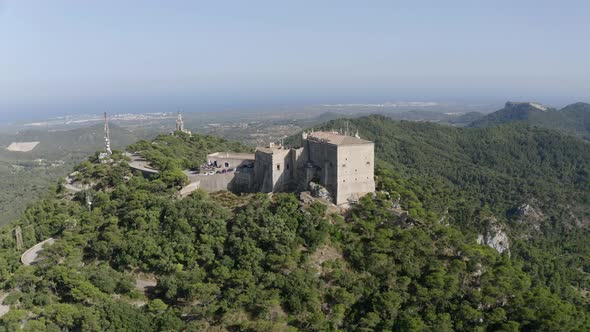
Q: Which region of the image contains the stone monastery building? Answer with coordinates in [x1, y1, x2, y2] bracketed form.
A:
[207, 131, 375, 205]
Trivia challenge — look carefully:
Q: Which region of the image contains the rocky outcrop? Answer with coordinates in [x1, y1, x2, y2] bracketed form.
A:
[477, 217, 510, 256]
[513, 203, 545, 234]
[299, 191, 342, 215]
[504, 101, 549, 112]
[515, 203, 543, 220]
[309, 182, 333, 202]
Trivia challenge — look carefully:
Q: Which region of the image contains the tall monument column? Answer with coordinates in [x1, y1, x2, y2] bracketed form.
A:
[176, 112, 184, 132]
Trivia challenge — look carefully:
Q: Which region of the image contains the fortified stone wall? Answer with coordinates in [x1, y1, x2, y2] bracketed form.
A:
[290, 147, 308, 191]
[335, 143, 375, 205]
[305, 140, 338, 195]
[254, 150, 273, 192]
[210, 131, 375, 205]
[185, 171, 255, 194]
[254, 148, 297, 192]
[231, 171, 255, 192]
[270, 149, 293, 192]
[196, 173, 237, 192]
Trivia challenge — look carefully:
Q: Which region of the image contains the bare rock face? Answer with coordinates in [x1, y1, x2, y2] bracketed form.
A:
[309, 182, 333, 202]
[513, 203, 545, 233]
[516, 203, 543, 220]
[477, 217, 510, 256]
[299, 191, 343, 215]
[391, 193, 402, 210]
[505, 101, 549, 112]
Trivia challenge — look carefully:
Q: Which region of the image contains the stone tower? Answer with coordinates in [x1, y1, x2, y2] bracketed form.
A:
[174, 112, 191, 135]
[176, 112, 185, 132]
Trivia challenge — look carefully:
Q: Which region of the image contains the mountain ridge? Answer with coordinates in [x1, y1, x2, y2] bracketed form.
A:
[469, 101, 590, 139]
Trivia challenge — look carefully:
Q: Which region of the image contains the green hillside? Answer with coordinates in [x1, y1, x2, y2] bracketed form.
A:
[0, 124, 588, 330]
[318, 116, 590, 304]
[470, 101, 590, 139]
[389, 110, 484, 126]
[0, 124, 149, 225]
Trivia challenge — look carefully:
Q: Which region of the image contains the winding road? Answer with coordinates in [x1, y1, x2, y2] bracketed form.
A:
[21, 238, 55, 266]
[63, 183, 82, 192]
[0, 238, 56, 317]
[125, 152, 160, 174]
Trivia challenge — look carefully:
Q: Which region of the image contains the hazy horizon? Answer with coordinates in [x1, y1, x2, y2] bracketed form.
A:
[1, 1, 589, 120]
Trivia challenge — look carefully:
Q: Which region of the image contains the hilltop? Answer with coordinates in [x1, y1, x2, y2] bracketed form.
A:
[0, 123, 588, 330]
[470, 101, 590, 139]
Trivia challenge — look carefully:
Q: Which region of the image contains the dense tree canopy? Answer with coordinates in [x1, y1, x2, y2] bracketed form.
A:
[318, 116, 590, 305]
[0, 122, 589, 330]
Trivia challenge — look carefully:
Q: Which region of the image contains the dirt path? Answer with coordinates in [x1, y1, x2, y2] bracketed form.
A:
[0, 293, 9, 317]
[135, 276, 157, 295]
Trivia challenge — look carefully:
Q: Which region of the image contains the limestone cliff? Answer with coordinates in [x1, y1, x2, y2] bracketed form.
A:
[477, 217, 510, 256]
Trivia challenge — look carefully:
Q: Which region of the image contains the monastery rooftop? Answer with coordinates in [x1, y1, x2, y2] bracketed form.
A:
[306, 131, 372, 145]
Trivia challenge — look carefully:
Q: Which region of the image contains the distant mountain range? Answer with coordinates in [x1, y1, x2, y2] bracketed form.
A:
[469, 101, 590, 139]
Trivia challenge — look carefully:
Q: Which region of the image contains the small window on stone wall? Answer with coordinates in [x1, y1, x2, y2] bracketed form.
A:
[277, 164, 281, 171]
[286, 164, 290, 170]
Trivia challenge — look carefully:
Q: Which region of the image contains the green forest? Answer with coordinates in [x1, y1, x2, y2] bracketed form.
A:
[0, 119, 589, 331]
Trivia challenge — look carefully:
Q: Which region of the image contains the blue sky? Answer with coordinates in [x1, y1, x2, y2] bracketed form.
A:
[1, 0, 589, 118]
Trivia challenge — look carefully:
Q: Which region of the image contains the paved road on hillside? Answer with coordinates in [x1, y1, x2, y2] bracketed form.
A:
[63, 183, 82, 192]
[125, 153, 160, 174]
[21, 238, 55, 266]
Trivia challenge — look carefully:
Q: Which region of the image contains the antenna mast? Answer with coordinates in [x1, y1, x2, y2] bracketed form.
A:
[86, 191, 93, 212]
[104, 112, 112, 155]
[85, 184, 93, 212]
